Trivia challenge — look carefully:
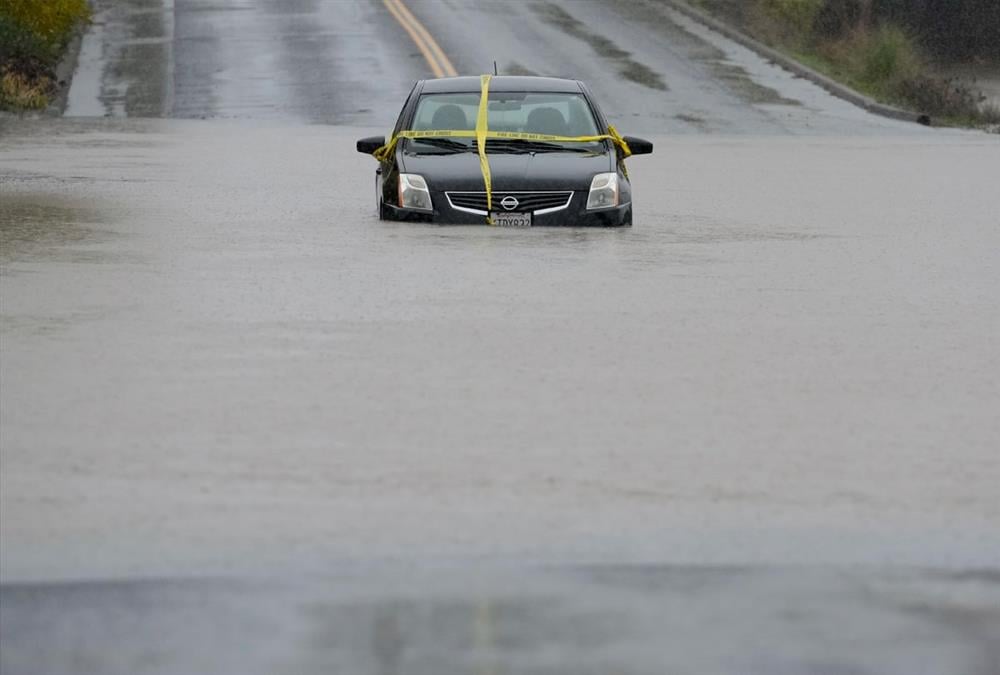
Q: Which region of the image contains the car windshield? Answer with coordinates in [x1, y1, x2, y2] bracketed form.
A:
[405, 91, 605, 154]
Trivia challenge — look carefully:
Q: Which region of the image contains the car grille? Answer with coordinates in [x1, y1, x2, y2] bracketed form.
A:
[445, 191, 573, 215]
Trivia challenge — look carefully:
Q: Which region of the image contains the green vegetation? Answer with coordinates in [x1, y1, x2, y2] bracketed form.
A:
[0, 0, 91, 111]
[693, 0, 1000, 127]
[754, 0, 824, 45]
[809, 22, 923, 98]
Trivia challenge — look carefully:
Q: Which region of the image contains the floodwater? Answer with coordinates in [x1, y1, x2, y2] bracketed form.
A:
[3, 0, 1000, 670]
[2, 118, 999, 671]
[3, 119, 998, 579]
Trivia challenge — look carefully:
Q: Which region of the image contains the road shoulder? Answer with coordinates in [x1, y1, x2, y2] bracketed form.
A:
[666, 0, 926, 126]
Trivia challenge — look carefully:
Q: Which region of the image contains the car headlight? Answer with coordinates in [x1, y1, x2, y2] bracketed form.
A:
[586, 172, 619, 210]
[398, 173, 433, 211]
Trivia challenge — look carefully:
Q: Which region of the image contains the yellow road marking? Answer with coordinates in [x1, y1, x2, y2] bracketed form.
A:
[387, 0, 458, 77]
[382, 0, 443, 77]
[382, 0, 458, 78]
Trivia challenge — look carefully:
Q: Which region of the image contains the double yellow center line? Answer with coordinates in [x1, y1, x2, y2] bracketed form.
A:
[382, 0, 458, 78]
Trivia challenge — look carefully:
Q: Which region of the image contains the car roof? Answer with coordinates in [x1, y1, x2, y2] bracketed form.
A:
[419, 76, 584, 94]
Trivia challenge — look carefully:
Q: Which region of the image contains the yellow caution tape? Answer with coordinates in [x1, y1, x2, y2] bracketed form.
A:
[372, 76, 633, 223]
[477, 74, 493, 223]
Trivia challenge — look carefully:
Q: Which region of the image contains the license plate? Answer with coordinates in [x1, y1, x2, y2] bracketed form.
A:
[491, 211, 531, 227]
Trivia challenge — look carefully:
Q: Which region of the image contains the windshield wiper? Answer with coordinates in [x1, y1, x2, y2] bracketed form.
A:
[405, 137, 600, 155]
[486, 139, 599, 154]
[405, 137, 474, 154]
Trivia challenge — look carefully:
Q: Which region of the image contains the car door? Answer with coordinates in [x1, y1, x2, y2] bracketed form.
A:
[380, 82, 424, 209]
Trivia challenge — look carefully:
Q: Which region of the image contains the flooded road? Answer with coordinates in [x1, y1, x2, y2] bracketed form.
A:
[3, 0, 1000, 671]
[2, 117, 999, 671]
[3, 118, 998, 578]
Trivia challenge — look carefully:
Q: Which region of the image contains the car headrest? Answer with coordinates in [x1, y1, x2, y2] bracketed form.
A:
[525, 107, 568, 136]
[430, 104, 469, 130]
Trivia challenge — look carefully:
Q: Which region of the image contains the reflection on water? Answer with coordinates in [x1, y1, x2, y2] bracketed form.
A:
[372, 610, 402, 675]
[2, 567, 998, 675]
[381, 217, 821, 273]
[267, 565, 1000, 675]
[0, 195, 109, 265]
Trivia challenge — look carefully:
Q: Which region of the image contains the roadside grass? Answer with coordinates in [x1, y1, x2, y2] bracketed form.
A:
[802, 23, 923, 101]
[748, 0, 824, 50]
[1, 69, 53, 110]
[693, 0, 998, 128]
[0, 0, 90, 111]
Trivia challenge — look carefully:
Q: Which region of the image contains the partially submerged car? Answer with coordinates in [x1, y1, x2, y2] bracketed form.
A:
[357, 76, 652, 226]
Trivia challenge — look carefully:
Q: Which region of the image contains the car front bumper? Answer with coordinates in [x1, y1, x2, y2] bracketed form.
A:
[385, 191, 632, 227]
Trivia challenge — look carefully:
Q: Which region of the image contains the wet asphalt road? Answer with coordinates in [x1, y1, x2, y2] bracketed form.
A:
[67, 0, 923, 133]
[3, 0, 1000, 672]
[3, 567, 999, 675]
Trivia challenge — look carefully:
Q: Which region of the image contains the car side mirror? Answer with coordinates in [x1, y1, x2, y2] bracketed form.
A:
[622, 136, 653, 156]
[357, 135, 386, 155]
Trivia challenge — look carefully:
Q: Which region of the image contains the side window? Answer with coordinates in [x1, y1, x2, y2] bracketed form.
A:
[392, 83, 419, 136]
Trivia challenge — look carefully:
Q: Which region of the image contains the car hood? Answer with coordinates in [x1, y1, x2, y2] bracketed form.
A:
[398, 151, 613, 191]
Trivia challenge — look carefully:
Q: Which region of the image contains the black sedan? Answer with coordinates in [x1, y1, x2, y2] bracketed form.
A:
[357, 76, 652, 227]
